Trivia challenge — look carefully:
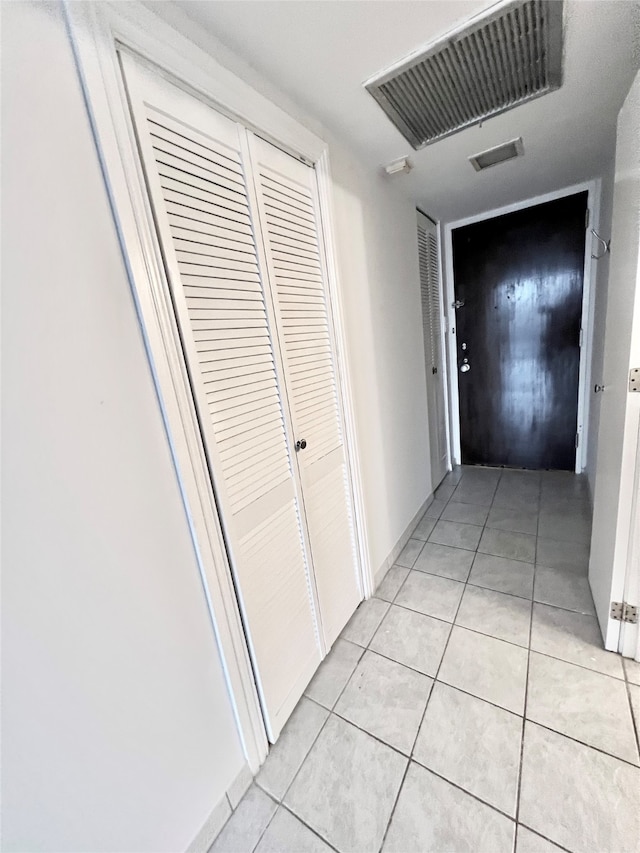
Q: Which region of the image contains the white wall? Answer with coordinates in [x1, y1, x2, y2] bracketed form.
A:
[142, 1, 431, 579]
[329, 154, 430, 572]
[1, 3, 245, 851]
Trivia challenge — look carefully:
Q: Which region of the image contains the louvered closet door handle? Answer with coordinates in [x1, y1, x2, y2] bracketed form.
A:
[295, 439, 307, 452]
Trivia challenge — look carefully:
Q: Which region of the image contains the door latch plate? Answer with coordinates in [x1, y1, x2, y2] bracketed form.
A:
[630, 368, 640, 392]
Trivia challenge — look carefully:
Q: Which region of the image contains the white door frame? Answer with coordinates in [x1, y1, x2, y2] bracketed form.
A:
[443, 180, 601, 472]
[63, 0, 372, 771]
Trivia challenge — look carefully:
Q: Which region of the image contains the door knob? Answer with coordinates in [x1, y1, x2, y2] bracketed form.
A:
[295, 439, 307, 452]
[460, 363, 470, 373]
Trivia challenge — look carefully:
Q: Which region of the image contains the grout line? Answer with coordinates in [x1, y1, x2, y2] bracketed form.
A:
[517, 823, 574, 853]
[525, 718, 640, 770]
[514, 473, 541, 829]
[279, 803, 340, 852]
[623, 677, 640, 758]
[409, 758, 517, 823]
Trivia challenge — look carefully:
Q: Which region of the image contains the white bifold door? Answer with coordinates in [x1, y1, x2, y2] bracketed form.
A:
[417, 212, 448, 489]
[121, 55, 361, 740]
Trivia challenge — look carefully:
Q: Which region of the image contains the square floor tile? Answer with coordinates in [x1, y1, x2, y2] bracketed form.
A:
[341, 598, 389, 647]
[375, 565, 410, 603]
[516, 826, 565, 852]
[423, 500, 448, 520]
[536, 537, 589, 574]
[520, 722, 640, 853]
[455, 585, 531, 647]
[396, 538, 425, 568]
[211, 785, 277, 853]
[428, 519, 483, 551]
[285, 715, 406, 853]
[538, 508, 591, 545]
[441, 501, 489, 526]
[335, 650, 433, 754]
[305, 640, 363, 709]
[486, 506, 538, 535]
[533, 565, 595, 615]
[257, 698, 329, 800]
[395, 571, 464, 623]
[413, 542, 474, 582]
[468, 553, 534, 599]
[412, 514, 437, 540]
[530, 603, 624, 679]
[439, 626, 528, 714]
[451, 480, 498, 506]
[624, 657, 640, 686]
[255, 808, 332, 853]
[479, 528, 536, 563]
[413, 682, 522, 815]
[526, 652, 639, 764]
[493, 492, 540, 512]
[383, 762, 514, 853]
[435, 482, 457, 502]
[369, 604, 450, 677]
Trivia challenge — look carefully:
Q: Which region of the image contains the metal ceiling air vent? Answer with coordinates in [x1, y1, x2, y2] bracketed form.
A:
[469, 137, 524, 170]
[365, 0, 564, 149]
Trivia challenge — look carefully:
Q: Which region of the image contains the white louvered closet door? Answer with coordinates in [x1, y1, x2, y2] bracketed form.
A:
[417, 211, 448, 488]
[248, 136, 361, 647]
[121, 55, 322, 741]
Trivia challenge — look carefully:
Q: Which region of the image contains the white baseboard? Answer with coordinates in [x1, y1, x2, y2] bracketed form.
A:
[373, 494, 433, 592]
[186, 763, 253, 852]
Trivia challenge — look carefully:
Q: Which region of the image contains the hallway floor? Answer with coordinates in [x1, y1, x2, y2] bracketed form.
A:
[212, 467, 640, 853]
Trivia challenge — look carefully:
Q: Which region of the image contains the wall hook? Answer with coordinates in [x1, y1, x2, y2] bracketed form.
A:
[591, 228, 610, 260]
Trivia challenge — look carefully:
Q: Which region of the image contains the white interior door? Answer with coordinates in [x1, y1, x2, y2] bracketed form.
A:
[589, 70, 640, 652]
[121, 55, 322, 740]
[247, 135, 361, 647]
[417, 211, 448, 490]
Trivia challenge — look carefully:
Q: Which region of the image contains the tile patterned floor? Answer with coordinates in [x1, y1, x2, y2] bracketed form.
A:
[211, 468, 640, 853]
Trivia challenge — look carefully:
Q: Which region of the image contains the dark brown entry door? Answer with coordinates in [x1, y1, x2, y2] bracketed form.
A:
[452, 192, 587, 470]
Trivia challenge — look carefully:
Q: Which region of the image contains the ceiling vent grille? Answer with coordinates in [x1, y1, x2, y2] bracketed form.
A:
[365, 0, 564, 149]
[469, 137, 524, 170]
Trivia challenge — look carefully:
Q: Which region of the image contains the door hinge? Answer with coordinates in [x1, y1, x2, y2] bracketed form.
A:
[630, 368, 640, 392]
[585, 208, 590, 229]
[610, 601, 638, 623]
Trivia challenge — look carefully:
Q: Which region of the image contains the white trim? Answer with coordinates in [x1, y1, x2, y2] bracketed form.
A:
[620, 413, 640, 659]
[443, 180, 600, 471]
[63, 0, 371, 766]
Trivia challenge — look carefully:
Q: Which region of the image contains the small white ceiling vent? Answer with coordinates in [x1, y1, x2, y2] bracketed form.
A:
[469, 137, 525, 171]
[365, 0, 564, 149]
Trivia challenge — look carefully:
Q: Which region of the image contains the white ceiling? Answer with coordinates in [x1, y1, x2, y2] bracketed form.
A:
[161, 0, 639, 222]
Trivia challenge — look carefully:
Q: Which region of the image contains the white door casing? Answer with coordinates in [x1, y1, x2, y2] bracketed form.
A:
[417, 211, 448, 489]
[121, 55, 323, 740]
[589, 70, 640, 652]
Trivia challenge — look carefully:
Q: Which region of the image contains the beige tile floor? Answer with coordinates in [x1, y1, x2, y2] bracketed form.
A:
[212, 467, 640, 853]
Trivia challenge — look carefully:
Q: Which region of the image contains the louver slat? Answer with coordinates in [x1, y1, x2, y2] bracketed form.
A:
[366, 0, 563, 149]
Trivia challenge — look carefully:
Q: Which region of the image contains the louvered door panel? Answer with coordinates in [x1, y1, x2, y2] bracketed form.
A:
[121, 55, 321, 741]
[249, 136, 361, 646]
[418, 212, 448, 488]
